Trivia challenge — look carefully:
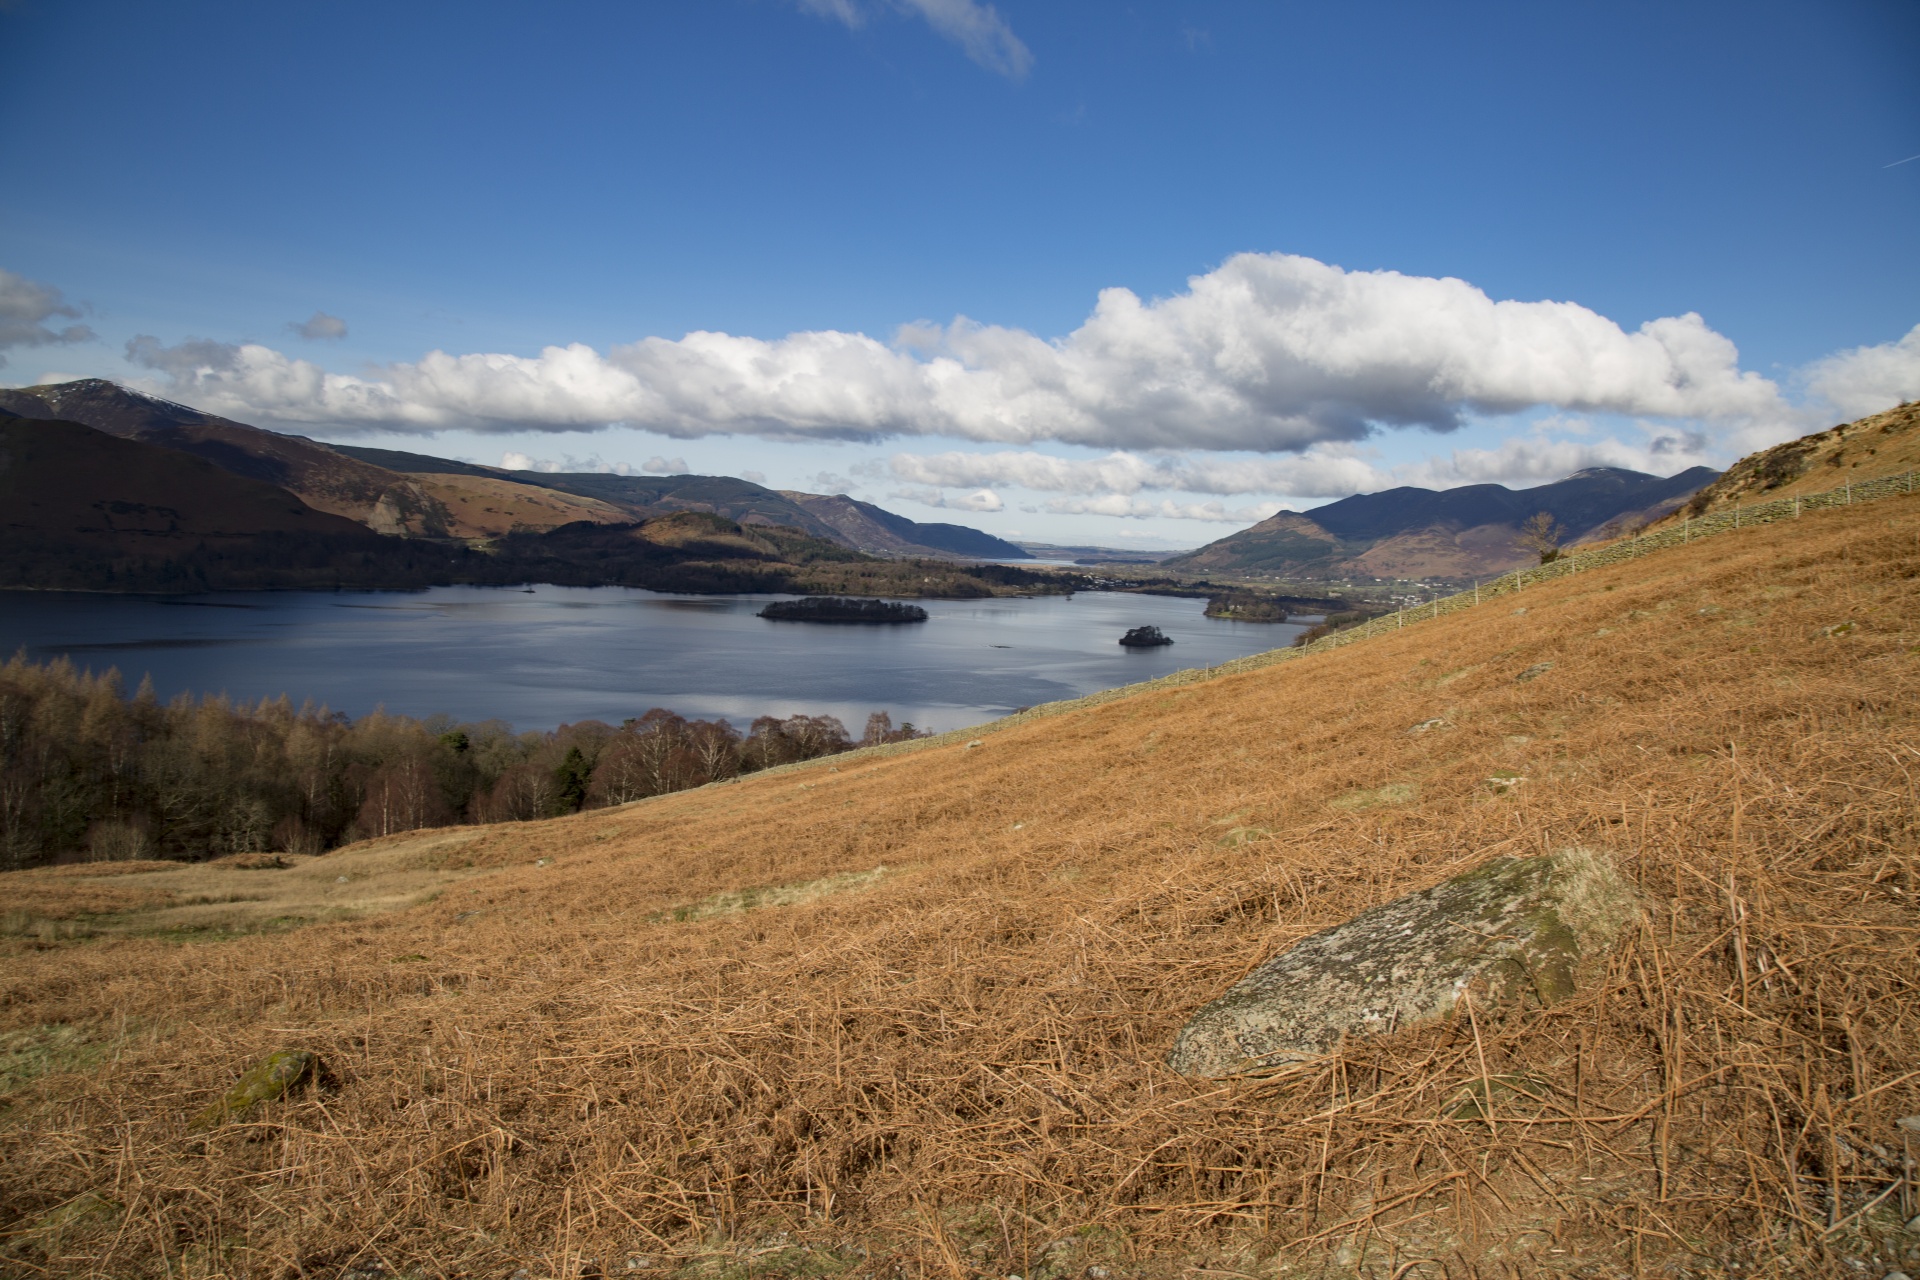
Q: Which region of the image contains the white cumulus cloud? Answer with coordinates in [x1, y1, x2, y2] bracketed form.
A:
[893, 486, 1004, 512]
[886, 446, 1382, 499]
[1389, 435, 1694, 489]
[500, 450, 638, 476]
[0, 268, 93, 366]
[116, 252, 1803, 454]
[1802, 323, 1920, 422]
[1041, 495, 1283, 523]
[643, 455, 690, 474]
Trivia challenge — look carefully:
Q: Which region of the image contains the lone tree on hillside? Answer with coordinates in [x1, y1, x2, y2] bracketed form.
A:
[1519, 511, 1565, 564]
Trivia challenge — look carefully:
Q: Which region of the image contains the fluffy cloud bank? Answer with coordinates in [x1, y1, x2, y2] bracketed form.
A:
[1803, 323, 1920, 422]
[1040, 495, 1282, 523]
[0, 268, 92, 366]
[122, 252, 1829, 454]
[885, 433, 1693, 515]
[499, 450, 642, 476]
[886, 446, 1382, 499]
[890, 486, 1004, 512]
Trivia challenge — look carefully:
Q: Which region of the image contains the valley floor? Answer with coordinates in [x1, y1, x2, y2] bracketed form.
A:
[3, 494, 1919, 1279]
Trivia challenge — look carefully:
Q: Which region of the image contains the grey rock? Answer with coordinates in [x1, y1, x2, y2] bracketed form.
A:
[189, 1049, 316, 1132]
[1168, 848, 1635, 1077]
[1516, 662, 1554, 682]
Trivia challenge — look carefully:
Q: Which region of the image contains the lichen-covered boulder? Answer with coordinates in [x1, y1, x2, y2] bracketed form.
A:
[1168, 848, 1634, 1077]
[189, 1049, 316, 1131]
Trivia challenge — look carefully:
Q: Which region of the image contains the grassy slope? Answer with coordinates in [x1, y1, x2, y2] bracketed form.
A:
[404, 471, 635, 537]
[1665, 401, 1920, 521]
[3, 495, 1918, 1278]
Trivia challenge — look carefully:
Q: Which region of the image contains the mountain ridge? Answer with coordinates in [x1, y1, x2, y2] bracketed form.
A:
[1167, 464, 1719, 580]
[0, 380, 456, 536]
[779, 491, 1029, 560]
[0, 382, 1029, 559]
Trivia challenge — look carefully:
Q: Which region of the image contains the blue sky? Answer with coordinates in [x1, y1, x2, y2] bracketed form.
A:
[2, 0, 1916, 546]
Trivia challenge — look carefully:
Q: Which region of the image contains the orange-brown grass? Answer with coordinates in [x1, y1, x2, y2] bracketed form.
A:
[1659, 400, 1920, 522]
[405, 472, 635, 538]
[3, 496, 1918, 1279]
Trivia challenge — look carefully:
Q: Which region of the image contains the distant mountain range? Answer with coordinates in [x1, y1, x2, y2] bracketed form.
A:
[0, 380, 1029, 561]
[0, 378, 1734, 590]
[1165, 466, 1720, 580]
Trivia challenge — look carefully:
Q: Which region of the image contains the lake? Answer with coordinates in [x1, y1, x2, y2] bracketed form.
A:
[0, 586, 1314, 735]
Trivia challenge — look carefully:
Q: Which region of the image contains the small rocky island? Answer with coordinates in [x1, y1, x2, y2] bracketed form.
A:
[1119, 625, 1173, 647]
[758, 597, 929, 624]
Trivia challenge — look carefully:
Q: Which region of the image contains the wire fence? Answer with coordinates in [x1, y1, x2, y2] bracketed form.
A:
[745, 465, 1920, 775]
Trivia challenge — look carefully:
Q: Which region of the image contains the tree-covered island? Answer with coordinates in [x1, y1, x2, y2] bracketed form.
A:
[758, 597, 930, 623]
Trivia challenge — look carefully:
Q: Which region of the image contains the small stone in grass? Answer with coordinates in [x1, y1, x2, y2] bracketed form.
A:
[1168, 847, 1635, 1077]
[189, 1049, 315, 1132]
[1896, 1116, 1920, 1132]
[965, 739, 984, 749]
[1516, 662, 1553, 682]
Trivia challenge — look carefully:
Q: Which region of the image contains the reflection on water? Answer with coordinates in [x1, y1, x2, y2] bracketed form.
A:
[0, 585, 1310, 735]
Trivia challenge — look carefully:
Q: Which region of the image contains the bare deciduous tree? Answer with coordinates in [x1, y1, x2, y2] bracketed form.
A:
[1519, 511, 1565, 563]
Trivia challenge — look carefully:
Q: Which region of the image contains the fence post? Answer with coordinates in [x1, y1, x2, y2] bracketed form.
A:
[1847, 481, 1852, 504]
[1794, 495, 1801, 518]
[1474, 580, 1480, 606]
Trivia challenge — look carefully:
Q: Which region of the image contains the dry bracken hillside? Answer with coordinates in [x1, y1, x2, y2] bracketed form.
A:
[3, 493, 1919, 1280]
[1664, 400, 1920, 520]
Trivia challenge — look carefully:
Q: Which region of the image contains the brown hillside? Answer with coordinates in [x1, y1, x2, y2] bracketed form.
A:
[3, 494, 1918, 1277]
[405, 471, 635, 537]
[1663, 400, 1920, 523]
[1344, 521, 1530, 579]
[0, 379, 454, 536]
[0, 414, 374, 551]
[1167, 510, 1342, 574]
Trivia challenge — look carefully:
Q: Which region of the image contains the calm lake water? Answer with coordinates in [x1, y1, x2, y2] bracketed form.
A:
[0, 587, 1313, 734]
